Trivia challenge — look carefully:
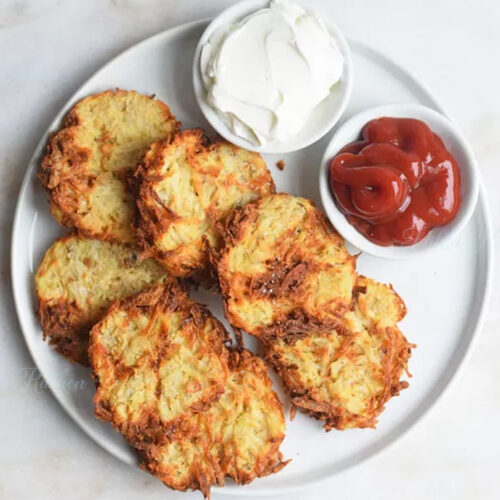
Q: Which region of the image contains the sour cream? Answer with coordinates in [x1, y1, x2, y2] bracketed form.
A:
[200, 0, 344, 146]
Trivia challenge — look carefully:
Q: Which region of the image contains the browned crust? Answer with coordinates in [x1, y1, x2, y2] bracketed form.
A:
[40, 89, 180, 244]
[139, 348, 289, 497]
[131, 130, 275, 287]
[264, 277, 412, 431]
[38, 297, 92, 365]
[40, 127, 94, 236]
[89, 281, 230, 448]
[216, 193, 357, 340]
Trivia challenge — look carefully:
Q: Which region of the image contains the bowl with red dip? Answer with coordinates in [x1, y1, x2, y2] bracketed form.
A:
[319, 103, 479, 259]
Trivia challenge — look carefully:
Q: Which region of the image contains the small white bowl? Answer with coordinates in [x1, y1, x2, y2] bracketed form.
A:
[192, 0, 353, 154]
[319, 103, 480, 259]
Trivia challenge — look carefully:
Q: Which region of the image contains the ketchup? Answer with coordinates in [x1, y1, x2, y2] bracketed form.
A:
[329, 117, 461, 246]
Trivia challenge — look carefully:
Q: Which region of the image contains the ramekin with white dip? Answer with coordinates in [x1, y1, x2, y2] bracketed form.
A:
[193, 0, 352, 154]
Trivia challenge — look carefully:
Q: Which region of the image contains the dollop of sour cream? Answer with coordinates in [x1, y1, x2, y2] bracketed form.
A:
[200, 0, 344, 146]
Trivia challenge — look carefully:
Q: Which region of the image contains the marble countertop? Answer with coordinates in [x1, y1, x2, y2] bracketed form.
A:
[1, 0, 499, 499]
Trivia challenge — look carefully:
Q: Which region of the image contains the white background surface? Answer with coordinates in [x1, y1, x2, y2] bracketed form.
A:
[1, 1, 499, 499]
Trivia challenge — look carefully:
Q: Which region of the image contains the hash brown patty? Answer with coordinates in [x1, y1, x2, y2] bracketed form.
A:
[132, 129, 275, 284]
[217, 194, 357, 339]
[141, 349, 288, 497]
[40, 89, 180, 243]
[89, 282, 229, 448]
[34, 234, 168, 364]
[265, 276, 413, 430]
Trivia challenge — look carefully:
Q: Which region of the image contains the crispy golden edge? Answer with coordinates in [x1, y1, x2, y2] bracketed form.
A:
[140, 349, 288, 497]
[264, 276, 413, 431]
[40, 89, 180, 243]
[131, 129, 275, 287]
[37, 294, 91, 365]
[89, 281, 230, 448]
[216, 193, 357, 339]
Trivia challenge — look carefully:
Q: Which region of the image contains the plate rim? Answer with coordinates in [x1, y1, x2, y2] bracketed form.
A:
[10, 18, 494, 496]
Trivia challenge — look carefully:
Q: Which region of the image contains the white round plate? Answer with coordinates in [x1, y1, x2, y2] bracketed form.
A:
[11, 19, 492, 496]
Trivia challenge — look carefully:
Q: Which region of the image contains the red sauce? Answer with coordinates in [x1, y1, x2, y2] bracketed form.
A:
[329, 117, 461, 246]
